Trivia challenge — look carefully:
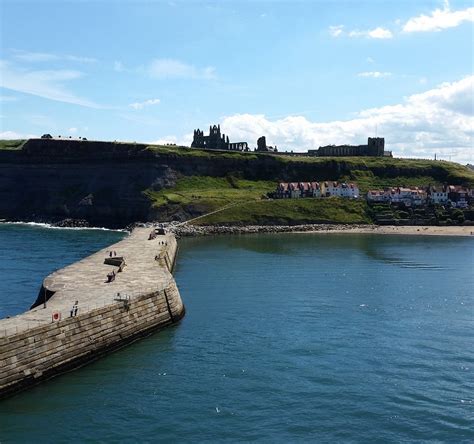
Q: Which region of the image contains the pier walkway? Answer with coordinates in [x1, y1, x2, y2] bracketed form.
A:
[0, 228, 174, 337]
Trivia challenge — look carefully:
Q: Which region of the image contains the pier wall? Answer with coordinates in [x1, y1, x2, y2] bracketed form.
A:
[0, 282, 183, 398]
[0, 232, 184, 399]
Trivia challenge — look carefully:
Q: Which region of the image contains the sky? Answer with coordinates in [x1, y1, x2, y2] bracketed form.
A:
[0, 0, 473, 163]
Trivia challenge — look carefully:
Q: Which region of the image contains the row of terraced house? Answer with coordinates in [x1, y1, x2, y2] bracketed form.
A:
[275, 182, 360, 199]
[367, 185, 472, 208]
[274, 182, 472, 208]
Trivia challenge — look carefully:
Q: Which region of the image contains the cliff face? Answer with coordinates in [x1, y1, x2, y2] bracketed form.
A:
[0, 162, 162, 227]
[0, 139, 472, 228]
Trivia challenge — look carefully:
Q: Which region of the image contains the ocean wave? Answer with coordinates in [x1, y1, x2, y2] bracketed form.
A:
[0, 221, 127, 233]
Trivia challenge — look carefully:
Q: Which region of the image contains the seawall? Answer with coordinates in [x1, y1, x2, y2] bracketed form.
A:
[0, 228, 185, 399]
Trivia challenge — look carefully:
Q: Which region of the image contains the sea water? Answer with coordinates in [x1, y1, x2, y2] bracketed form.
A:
[0, 225, 473, 442]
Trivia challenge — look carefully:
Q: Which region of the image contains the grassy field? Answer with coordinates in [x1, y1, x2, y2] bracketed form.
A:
[0, 139, 26, 150]
[338, 171, 445, 193]
[144, 144, 474, 188]
[144, 175, 371, 225]
[144, 176, 275, 209]
[191, 198, 371, 225]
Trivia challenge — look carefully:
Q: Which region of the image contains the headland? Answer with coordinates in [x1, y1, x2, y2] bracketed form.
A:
[0, 138, 473, 228]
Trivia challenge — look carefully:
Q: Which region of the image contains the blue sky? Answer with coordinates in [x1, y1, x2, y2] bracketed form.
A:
[1, 0, 473, 162]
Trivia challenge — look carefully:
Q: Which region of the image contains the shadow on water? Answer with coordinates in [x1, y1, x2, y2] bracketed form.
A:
[180, 232, 469, 271]
[351, 235, 462, 270]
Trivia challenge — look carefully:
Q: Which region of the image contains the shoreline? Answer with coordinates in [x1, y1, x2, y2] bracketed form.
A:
[0, 220, 128, 233]
[167, 223, 474, 238]
[2, 219, 473, 238]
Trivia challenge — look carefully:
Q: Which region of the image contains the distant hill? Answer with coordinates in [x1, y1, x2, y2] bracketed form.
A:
[0, 138, 472, 227]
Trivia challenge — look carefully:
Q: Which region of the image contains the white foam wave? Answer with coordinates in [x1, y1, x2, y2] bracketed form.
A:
[0, 221, 127, 233]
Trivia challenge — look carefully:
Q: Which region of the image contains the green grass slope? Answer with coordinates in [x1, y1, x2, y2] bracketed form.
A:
[0, 139, 26, 150]
[144, 175, 371, 225]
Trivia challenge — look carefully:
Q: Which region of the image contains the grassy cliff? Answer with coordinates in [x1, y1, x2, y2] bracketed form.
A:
[1, 138, 473, 226]
[141, 145, 474, 225]
[0, 139, 26, 150]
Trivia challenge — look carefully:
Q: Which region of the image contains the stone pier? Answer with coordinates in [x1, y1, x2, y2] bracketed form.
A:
[0, 228, 185, 399]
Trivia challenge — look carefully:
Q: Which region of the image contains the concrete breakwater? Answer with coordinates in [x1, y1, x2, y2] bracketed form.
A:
[0, 228, 185, 399]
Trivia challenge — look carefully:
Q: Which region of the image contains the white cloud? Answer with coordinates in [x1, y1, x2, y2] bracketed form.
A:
[146, 59, 216, 80]
[403, 2, 474, 33]
[329, 1, 473, 40]
[358, 71, 392, 78]
[348, 27, 393, 39]
[149, 136, 178, 145]
[330, 25, 393, 39]
[0, 60, 101, 108]
[129, 98, 161, 110]
[11, 49, 96, 63]
[219, 76, 474, 163]
[68, 127, 78, 133]
[149, 133, 191, 146]
[329, 25, 344, 37]
[0, 130, 37, 139]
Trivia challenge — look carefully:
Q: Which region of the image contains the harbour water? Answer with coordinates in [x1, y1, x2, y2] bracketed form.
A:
[0, 224, 473, 442]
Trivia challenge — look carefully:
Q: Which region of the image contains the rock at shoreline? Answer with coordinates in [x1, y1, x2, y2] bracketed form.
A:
[54, 218, 90, 228]
[160, 222, 374, 237]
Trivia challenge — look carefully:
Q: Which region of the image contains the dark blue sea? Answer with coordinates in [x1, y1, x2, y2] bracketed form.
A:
[0, 224, 473, 443]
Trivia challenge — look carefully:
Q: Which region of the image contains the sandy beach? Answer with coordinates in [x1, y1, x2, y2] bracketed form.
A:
[299, 225, 474, 237]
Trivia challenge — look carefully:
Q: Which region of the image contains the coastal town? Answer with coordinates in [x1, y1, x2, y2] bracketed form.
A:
[272, 181, 472, 209]
[271, 181, 474, 208]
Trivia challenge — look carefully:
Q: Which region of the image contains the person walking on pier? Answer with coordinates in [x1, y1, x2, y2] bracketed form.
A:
[70, 301, 79, 317]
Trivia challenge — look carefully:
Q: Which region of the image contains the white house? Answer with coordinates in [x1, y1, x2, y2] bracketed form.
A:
[388, 187, 426, 206]
[340, 183, 359, 198]
[367, 190, 388, 202]
[322, 181, 339, 197]
[322, 181, 359, 198]
[428, 186, 448, 204]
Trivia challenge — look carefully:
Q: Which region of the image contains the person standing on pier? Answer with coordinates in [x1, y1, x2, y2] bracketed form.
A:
[70, 301, 79, 317]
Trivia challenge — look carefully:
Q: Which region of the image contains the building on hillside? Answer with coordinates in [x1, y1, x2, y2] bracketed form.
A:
[308, 137, 388, 157]
[322, 182, 359, 198]
[322, 181, 339, 197]
[447, 186, 469, 208]
[368, 187, 427, 206]
[276, 182, 301, 198]
[367, 185, 472, 207]
[388, 187, 427, 206]
[276, 182, 322, 198]
[469, 188, 474, 201]
[367, 190, 389, 203]
[427, 185, 449, 204]
[288, 183, 301, 198]
[299, 182, 322, 197]
[191, 124, 249, 151]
